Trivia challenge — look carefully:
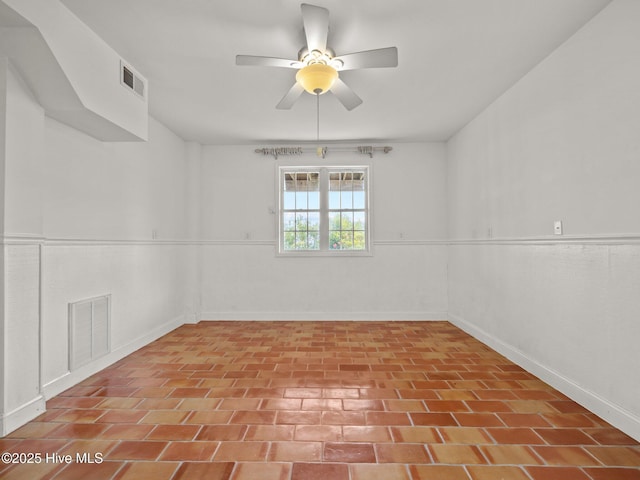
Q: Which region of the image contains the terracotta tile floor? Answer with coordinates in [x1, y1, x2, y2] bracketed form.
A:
[2, 321, 639, 480]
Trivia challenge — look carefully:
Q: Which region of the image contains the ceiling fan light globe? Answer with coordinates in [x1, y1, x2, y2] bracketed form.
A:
[296, 63, 338, 95]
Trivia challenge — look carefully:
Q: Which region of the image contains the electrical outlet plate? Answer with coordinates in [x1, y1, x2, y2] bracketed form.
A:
[554, 220, 563, 235]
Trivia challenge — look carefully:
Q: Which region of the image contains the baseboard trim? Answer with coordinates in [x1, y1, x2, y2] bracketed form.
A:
[449, 313, 640, 442]
[42, 315, 185, 400]
[199, 312, 448, 321]
[0, 395, 47, 436]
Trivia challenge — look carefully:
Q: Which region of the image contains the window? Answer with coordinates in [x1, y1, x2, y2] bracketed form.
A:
[279, 166, 370, 254]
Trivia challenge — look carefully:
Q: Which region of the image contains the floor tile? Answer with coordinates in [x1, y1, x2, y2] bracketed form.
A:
[376, 443, 431, 463]
[49, 461, 125, 480]
[100, 424, 154, 440]
[586, 429, 639, 445]
[486, 427, 545, 444]
[268, 441, 322, 461]
[324, 442, 376, 463]
[429, 444, 486, 464]
[438, 427, 490, 444]
[526, 466, 593, 480]
[146, 424, 200, 441]
[185, 410, 233, 424]
[230, 410, 277, 425]
[533, 446, 600, 466]
[408, 464, 470, 479]
[108, 440, 168, 460]
[350, 463, 411, 480]
[196, 425, 247, 441]
[0, 462, 66, 480]
[583, 467, 640, 480]
[231, 462, 292, 480]
[367, 411, 412, 426]
[294, 425, 342, 442]
[291, 462, 350, 480]
[114, 461, 179, 480]
[343, 425, 392, 442]
[139, 410, 189, 424]
[245, 425, 295, 441]
[535, 428, 597, 445]
[479, 444, 542, 465]
[467, 465, 530, 480]
[158, 440, 218, 461]
[391, 426, 441, 443]
[584, 446, 640, 466]
[497, 413, 551, 427]
[3, 321, 637, 478]
[172, 462, 235, 480]
[410, 412, 458, 426]
[48, 423, 109, 439]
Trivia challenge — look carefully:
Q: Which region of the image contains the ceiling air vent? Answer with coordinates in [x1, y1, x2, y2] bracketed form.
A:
[120, 61, 146, 99]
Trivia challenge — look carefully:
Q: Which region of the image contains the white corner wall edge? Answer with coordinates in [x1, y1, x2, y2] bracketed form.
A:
[449, 313, 640, 442]
[0, 395, 46, 437]
[1, 0, 148, 141]
[42, 314, 185, 402]
[200, 312, 448, 321]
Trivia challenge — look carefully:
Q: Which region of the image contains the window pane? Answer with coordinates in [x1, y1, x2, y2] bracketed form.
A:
[308, 212, 320, 231]
[329, 212, 340, 230]
[284, 232, 296, 250]
[342, 171, 353, 190]
[329, 191, 340, 210]
[284, 173, 295, 190]
[283, 191, 295, 210]
[308, 172, 319, 209]
[353, 211, 366, 230]
[354, 231, 366, 249]
[340, 231, 353, 249]
[296, 191, 307, 209]
[329, 231, 341, 250]
[353, 191, 365, 209]
[296, 213, 307, 231]
[307, 232, 319, 249]
[308, 172, 319, 188]
[341, 190, 352, 209]
[308, 191, 320, 210]
[283, 212, 296, 231]
[296, 231, 308, 248]
[341, 212, 354, 229]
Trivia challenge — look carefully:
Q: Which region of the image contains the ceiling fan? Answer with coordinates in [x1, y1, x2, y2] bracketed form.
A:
[236, 3, 398, 111]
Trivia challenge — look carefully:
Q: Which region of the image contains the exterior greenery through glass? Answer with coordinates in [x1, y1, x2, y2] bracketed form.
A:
[280, 167, 368, 253]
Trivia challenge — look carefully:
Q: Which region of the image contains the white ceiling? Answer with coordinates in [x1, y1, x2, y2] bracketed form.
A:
[59, 0, 611, 145]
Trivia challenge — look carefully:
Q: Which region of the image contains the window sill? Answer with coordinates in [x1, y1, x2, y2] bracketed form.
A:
[276, 249, 373, 258]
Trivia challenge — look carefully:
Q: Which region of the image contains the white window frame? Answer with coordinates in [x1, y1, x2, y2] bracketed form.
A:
[277, 165, 371, 256]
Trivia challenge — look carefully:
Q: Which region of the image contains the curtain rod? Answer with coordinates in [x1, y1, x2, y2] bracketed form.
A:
[254, 145, 392, 159]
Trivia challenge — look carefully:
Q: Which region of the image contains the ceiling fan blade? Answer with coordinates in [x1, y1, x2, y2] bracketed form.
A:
[334, 47, 398, 71]
[236, 55, 301, 69]
[330, 78, 363, 111]
[301, 3, 329, 53]
[276, 82, 305, 110]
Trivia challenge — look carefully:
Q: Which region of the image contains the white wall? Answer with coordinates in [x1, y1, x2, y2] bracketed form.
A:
[0, 55, 196, 434]
[2, 0, 149, 141]
[0, 59, 44, 435]
[447, 0, 640, 440]
[200, 143, 448, 320]
[40, 116, 195, 397]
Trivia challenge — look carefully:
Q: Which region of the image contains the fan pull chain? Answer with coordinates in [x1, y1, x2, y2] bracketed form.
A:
[316, 93, 325, 158]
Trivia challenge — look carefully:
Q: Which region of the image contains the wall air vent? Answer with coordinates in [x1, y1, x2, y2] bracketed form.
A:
[120, 61, 146, 99]
[68, 295, 111, 371]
